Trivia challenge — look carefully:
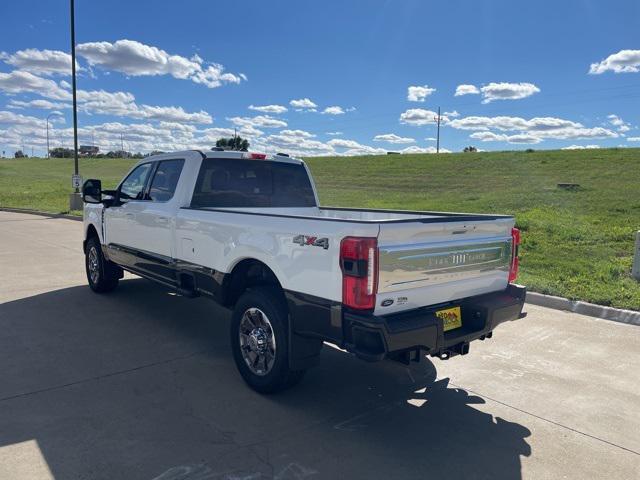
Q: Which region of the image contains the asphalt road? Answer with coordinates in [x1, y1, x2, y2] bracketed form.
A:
[0, 211, 638, 480]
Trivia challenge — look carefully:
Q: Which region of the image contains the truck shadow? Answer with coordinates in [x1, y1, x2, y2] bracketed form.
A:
[0, 278, 531, 479]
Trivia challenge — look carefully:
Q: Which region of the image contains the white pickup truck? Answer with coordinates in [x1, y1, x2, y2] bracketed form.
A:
[82, 149, 526, 392]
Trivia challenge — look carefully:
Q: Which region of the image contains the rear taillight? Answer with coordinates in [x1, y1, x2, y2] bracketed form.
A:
[340, 236, 378, 310]
[509, 227, 520, 283]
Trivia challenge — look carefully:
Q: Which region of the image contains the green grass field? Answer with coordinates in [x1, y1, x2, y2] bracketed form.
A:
[1, 148, 639, 310]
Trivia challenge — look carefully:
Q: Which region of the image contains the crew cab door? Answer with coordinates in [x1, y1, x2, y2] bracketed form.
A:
[104, 161, 154, 252]
[134, 158, 185, 258]
[104, 158, 185, 282]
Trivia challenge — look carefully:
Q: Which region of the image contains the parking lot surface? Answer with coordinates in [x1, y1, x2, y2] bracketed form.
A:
[1, 211, 639, 479]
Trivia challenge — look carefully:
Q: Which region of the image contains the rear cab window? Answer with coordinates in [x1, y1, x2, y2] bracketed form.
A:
[191, 158, 316, 208]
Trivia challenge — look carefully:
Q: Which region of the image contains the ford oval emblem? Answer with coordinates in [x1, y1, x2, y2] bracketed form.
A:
[381, 299, 394, 307]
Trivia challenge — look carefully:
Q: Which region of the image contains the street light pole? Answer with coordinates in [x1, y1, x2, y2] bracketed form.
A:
[70, 0, 79, 188]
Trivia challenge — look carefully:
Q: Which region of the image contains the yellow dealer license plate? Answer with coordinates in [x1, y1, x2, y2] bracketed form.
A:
[437, 306, 462, 332]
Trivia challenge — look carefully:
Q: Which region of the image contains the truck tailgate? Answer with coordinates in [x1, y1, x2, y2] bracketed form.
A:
[375, 217, 515, 315]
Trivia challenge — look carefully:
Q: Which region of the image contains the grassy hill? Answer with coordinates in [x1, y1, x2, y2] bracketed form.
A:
[1, 148, 639, 310]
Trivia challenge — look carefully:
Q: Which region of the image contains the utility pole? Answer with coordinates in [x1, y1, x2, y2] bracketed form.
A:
[121, 133, 124, 153]
[434, 106, 442, 154]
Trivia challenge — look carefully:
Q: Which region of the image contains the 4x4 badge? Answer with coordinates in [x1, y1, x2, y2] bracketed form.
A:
[293, 235, 329, 250]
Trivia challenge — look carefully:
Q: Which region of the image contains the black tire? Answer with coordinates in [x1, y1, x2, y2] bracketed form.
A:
[85, 236, 120, 293]
[230, 286, 305, 393]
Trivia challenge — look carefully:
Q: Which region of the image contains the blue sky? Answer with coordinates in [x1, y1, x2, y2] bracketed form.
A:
[0, 0, 639, 156]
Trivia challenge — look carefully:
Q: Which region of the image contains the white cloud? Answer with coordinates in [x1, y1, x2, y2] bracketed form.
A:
[0, 69, 212, 124]
[289, 98, 317, 109]
[443, 110, 459, 118]
[627, 137, 640, 142]
[607, 114, 632, 133]
[561, 144, 601, 150]
[131, 105, 212, 124]
[589, 49, 640, 74]
[399, 108, 447, 126]
[322, 106, 345, 115]
[228, 115, 287, 129]
[7, 99, 69, 110]
[326, 131, 343, 136]
[373, 133, 415, 144]
[449, 116, 581, 132]
[479, 82, 540, 103]
[248, 104, 287, 114]
[72, 88, 212, 123]
[407, 85, 436, 102]
[400, 145, 451, 154]
[260, 130, 334, 157]
[0, 110, 49, 127]
[425, 137, 437, 141]
[76, 39, 244, 88]
[470, 131, 542, 144]
[0, 70, 70, 100]
[455, 84, 479, 96]
[1, 48, 76, 75]
[327, 138, 386, 156]
[451, 114, 618, 144]
[279, 129, 315, 138]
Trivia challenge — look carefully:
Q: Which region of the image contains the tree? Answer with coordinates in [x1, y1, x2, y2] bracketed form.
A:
[49, 147, 73, 158]
[14, 150, 27, 158]
[216, 136, 250, 151]
[106, 150, 131, 158]
[463, 146, 478, 153]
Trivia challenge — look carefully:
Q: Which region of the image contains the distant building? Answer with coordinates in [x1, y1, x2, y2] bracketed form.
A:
[79, 145, 99, 156]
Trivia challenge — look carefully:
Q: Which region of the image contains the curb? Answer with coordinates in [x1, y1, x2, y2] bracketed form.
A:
[1, 206, 639, 326]
[526, 291, 640, 326]
[0, 206, 82, 222]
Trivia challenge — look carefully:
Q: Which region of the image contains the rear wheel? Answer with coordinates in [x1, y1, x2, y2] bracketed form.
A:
[85, 236, 119, 293]
[231, 286, 305, 393]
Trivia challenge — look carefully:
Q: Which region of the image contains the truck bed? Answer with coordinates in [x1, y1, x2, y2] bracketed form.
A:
[180, 205, 515, 316]
[188, 205, 511, 223]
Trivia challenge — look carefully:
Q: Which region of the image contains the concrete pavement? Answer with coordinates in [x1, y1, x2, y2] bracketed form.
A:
[0, 211, 638, 479]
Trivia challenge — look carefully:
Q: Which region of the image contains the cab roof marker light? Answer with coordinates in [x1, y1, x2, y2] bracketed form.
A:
[242, 152, 267, 160]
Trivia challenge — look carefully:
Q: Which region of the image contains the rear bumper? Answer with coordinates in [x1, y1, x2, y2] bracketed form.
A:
[342, 284, 527, 361]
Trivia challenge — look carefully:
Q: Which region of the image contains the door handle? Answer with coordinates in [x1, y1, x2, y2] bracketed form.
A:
[125, 212, 135, 219]
[155, 216, 169, 224]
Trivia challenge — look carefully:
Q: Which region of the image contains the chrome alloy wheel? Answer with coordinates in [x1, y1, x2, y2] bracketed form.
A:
[239, 307, 277, 376]
[88, 246, 100, 284]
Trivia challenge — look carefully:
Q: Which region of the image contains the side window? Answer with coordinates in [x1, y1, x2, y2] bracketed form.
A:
[148, 159, 185, 202]
[119, 163, 153, 201]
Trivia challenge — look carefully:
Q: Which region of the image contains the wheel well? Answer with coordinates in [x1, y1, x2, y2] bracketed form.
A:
[224, 259, 284, 307]
[83, 224, 99, 253]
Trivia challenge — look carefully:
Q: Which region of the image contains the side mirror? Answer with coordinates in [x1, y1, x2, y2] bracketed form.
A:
[82, 179, 102, 204]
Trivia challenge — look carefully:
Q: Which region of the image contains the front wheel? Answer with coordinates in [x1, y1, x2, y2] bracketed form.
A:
[230, 286, 305, 393]
[85, 237, 120, 293]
